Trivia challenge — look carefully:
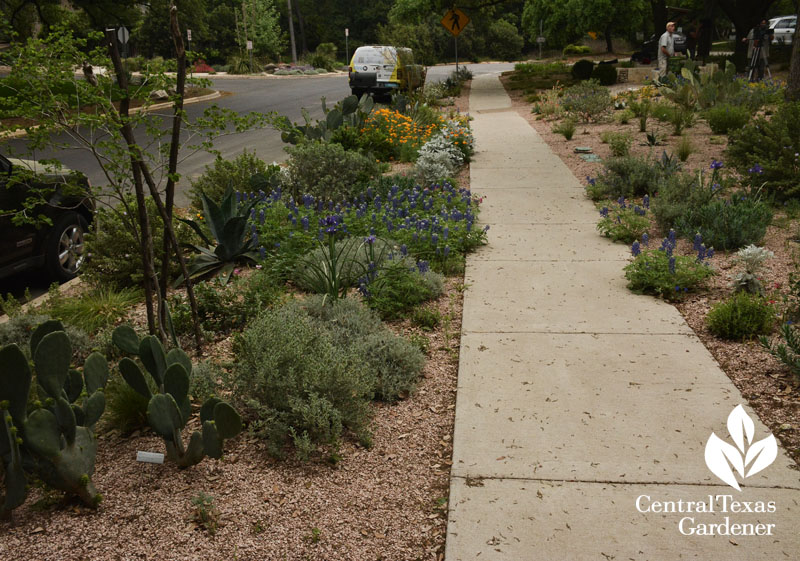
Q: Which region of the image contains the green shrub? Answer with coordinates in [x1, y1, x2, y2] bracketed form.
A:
[83, 196, 200, 289]
[0, 313, 91, 361]
[600, 131, 632, 157]
[169, 268, 283, 336]
[190, 360, 224, 403]
[651, 172, 714, 232]
[487, 20, 524, 61]
[411, 306, 441, 330]
[233, 302, 375, 457]
[362, 257, 445, 319]
[676, 196, 773, 251]
[591, 64, 617, 86]
[561, 79, 611, 122]
[188, 151, 279, 211]
[650, 102, 674, 122]
[614, 108, 635, 124]
[707, 292, 774, 340]
[564, 45, 591, 56]
[307, 42, 338, 70]
[552, 118, 576, 140]
[596, 200, 649, 243]
[301, 297, 425, 401]
[727, 101, 800, 201]
[570, 59, 595, 81]
[285, 141, 381, 202]
[589, 154, 668, 200]
[704, 103, 750, 134]
[514, 61, 570, 76]
[625, 247, 714, 299]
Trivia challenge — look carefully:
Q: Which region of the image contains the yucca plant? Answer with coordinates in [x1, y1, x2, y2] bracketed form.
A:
[177, 187, 260, 285]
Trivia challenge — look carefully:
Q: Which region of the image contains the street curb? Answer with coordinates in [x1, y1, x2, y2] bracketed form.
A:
[0, 90, 223, 140]
[0, 276, 83, 325]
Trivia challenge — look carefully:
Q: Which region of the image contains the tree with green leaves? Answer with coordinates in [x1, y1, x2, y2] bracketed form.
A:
[522, 0, 645, 52]
[0, 12, 271, 345]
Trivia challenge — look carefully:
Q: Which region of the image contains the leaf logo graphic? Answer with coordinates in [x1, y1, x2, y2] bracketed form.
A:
[704, 405, 778, 491]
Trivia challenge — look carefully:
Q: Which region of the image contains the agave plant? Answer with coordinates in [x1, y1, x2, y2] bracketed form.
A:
[177, 187, 260, 285]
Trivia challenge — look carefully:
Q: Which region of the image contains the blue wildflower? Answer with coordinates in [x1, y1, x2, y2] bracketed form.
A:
[668, 256, 676, 274]
[641, 233, 649, 246]
[748, 163, 763, 174]
[642, 194, 650, 209]
[710, 159, 723, 170]
[631, 241, 641, 257]
[600, 207, 609, 218]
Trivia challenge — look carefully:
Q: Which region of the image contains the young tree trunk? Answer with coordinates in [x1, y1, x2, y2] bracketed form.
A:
[104, 29, 162, 338]
[605, 24, 613, 53]
[697, 0, 717, 61]
[160, 4, 204, 349]
[650, 0, 668, 38]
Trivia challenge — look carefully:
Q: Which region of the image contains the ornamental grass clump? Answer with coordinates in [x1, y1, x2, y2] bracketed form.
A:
[552, 118, 576, 140]
[596, 197, 649, 243]
[707, 292, 774, 340]
[624, 229, 715, 299]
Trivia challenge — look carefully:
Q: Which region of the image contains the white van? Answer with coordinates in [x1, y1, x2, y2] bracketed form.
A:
[348, 45, 425, 99]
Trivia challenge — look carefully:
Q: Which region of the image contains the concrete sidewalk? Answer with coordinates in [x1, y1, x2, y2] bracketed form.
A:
[445, 74, 800, 560]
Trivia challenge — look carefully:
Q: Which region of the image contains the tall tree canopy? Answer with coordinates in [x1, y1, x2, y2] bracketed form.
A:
[522, 0, 645, 51]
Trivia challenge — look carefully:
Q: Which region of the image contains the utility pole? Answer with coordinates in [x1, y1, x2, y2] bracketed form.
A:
[287, 0, 297, 64]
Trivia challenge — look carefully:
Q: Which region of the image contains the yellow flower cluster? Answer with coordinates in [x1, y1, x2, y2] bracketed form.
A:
[361, 108, 443, 150]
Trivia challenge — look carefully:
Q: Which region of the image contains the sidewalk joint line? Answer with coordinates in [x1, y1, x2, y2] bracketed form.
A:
[451, 474, 800, 491]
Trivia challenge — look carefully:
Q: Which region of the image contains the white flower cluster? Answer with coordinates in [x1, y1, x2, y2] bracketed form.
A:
[735, 244, 774, 274]
[414, 130, 465, 184]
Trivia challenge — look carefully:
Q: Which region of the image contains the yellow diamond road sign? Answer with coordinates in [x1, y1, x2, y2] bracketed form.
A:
[441, 8, 469, 37]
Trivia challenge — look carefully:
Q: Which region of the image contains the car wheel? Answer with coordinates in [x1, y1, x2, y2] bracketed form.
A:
[45, 212, 89, 282]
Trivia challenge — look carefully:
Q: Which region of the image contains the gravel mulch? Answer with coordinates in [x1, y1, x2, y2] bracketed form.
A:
[500, 73, 800, 468]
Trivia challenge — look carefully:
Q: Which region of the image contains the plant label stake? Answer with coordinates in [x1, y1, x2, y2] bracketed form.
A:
[136, 451, 165, 464]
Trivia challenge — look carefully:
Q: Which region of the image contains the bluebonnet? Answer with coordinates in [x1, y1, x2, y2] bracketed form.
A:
[400, 244, 408, 256]
[641, 233, 649, 246]
[668, 256, 676, 274]
[693, 233, 703, 252]
[600, 207, 609, 217]
[259, 246, 266, 260]
[642, 194, 650, 209]
[748, 163, 763, 174]
[631, 241, 641, 257]
[301, 216, 309, 231]
[617, 196, 626, 208]
[417, 260, 429, 273]
[633, 205, 646, 216]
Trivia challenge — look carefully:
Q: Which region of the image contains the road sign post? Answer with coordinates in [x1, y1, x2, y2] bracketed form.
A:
[441, 8, 469, 73]
[345, 28, 349, 65]
[117, 26, 130, 59]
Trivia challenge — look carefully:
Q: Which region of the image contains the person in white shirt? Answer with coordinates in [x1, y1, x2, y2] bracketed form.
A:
[658, 21, 676, 79]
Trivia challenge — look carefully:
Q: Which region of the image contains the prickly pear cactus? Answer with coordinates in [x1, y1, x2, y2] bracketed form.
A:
[0, 321, 109, 515]
[112, 326, 242, 467]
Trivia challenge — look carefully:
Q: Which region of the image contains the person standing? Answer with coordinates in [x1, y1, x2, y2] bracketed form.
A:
[658, 22, 677, 80]
[743, 19, 774, 81]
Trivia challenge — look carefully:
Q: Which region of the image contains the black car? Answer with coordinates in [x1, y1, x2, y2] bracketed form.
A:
[0, 153, 94, 282]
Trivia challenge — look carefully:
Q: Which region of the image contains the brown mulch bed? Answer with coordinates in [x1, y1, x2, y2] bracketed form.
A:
[0, 87, 475, 560]
[500, 72, 800, 468]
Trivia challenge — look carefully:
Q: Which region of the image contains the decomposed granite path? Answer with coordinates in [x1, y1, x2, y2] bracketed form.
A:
[444, 72, 800, 561]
